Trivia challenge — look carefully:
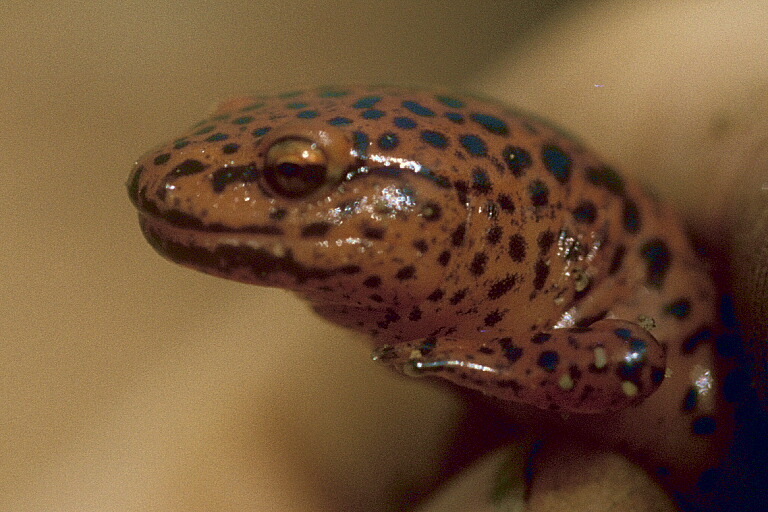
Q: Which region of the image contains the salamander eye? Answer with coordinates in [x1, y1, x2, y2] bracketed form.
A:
[258, 120, 356, 200]
[264, 138, 327, 198]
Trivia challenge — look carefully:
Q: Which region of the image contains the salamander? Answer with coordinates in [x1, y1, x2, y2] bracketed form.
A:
[127, 86, 737, 507]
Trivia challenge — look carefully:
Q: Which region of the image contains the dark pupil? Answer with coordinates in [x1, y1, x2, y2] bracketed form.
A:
[265, 162, 326, 198]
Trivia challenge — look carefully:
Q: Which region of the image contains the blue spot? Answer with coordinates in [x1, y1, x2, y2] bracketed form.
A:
[232, 116, 254, 125]
[542, 145, 571, 183]
[640, 239, 671, 289]
[623, 199, 641, 233]
[394, 116, 417, 129]
[403, 100, 435, 117]
[353, 96, 382, 109]
[665, 298, 691, 319]
[153, 153, 171, 165]
[445, 112, 464, 123]
[362, 109, 385, 120]
[472, 169, 492, 193]
[614, 328, 632, 340]
[353, 131, 369, 156]
[683, 388, 698, 411]
[297, 110, 319, 119]
[471, 113, 509, 135]
[503, 146, 532, 176]
[205, 133, 228, 142]
[173, 140, 190, 149]
[692, 416, 717, 435]
[436, 95, 464, 108]
[328, 116, 352, 126]
[460, 134, 487, 156]
[194, 125, 214, 135]
[287, 102, 308, 109]
[651, 367, 665, 384]
[537, 351, 559, 372]
[252, 126, 271, 137]
[239, 102, 264, 112]
[421, 130, 448, 148]
[378, 132, 399, 150]
[319, 89, 349, 97]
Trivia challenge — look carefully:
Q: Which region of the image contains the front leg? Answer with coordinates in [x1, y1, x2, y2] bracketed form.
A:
[372, 319, 666, 414]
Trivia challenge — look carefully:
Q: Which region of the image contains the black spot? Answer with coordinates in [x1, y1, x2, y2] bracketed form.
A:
[665, 298, 691, 319]
[537, 351, 559, 372]
[608, 245, 626, 275]
[574, 311, 607, 328]
[533, 260, 549, 290]
[488, 274, 517, 299]
[152, 153, 171, 166]
[301, 222, 332, 237]
[486, 226, 503, 245]
[585, 166, 625, 196]
[623, 199, 641, 234]
[210, 164, 259, 193]
[172, 159, 208, 177]
[363, 275, 381, 288]
[528, 180, 549, 207]
[537, 230, 555, 255]
[378, 132, 400, 150]
[541, 145, 572, 183]
[682, 387, 698, 412]
[531, 333, 551, 344]
[484, 310, 505, 326]
[470, 252, 488, 276]
[502, 146, 532, 176]
[572, 201, 597, 224]
[408, 306, 423, 321]
[692, 416, 717, 436]
[222, 143, 240, 154]
[363, 226, 386, 240]
[478, 346, 495, 355]
[451, 224, 467, 246]
[449, 288, 468, 305]
[437, 250, 451, 266]
[497, 194, 515, 214]
[427, 289, 444, 301]
[395, 265, 416, 280]
[454, 180, 469, 205]
[340, 265, 361, 275]
[369, 294, 384, 302]
[269, 208, 287, 221]
[640, 238, 671, 288]
[413, 239, 429, 253]
[472, 168, 492, 194]
[421, 202, 442, 221]
[498, 338, 523, 363]
[508, 234, 527, 262]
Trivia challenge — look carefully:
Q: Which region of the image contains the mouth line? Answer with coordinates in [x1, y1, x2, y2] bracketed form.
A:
[139, 215, 361, 285]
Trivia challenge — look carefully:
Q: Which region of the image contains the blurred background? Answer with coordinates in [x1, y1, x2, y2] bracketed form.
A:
[1, 1, 767, 511]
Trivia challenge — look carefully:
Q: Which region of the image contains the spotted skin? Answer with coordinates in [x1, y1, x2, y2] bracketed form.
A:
[128, 86, 734, 505]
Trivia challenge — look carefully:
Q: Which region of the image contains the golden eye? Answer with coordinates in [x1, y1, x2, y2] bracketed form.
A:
[264, 138, 328, 198]
[258, 120, 355, 200]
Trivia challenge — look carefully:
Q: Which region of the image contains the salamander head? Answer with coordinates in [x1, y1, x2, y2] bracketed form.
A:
[127, 87, 470, 307]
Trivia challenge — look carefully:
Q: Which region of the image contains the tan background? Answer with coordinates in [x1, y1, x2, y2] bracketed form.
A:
[2, 1, 767, 511]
